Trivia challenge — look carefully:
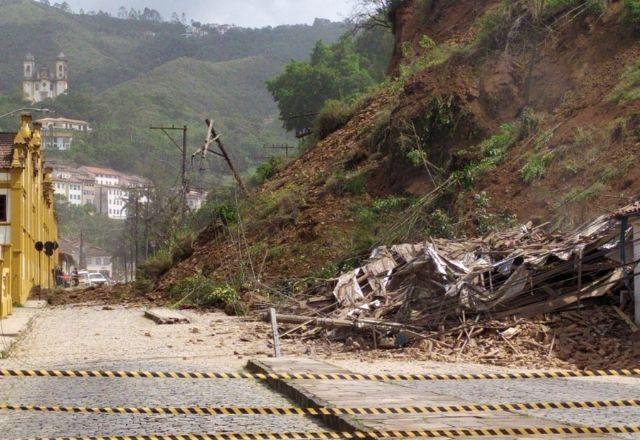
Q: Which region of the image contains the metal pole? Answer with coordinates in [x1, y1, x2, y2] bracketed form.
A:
[134, 191, 139, 268]
[182, 126, 188, 217]
[269, 308, 282, 358]
[633, 221, 640, 325]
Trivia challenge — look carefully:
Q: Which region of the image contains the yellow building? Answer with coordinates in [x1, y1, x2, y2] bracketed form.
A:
[0, 114, 58, 319]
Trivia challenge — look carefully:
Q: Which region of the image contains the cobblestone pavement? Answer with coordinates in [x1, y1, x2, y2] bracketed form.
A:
[2, 305, 640, 439]
[337, 363, 640, 439]
[400, 377, 640, 435]
[0, 305, 323, 439]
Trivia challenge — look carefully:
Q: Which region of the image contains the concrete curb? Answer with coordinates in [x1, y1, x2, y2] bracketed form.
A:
[246, 359, 362, 432]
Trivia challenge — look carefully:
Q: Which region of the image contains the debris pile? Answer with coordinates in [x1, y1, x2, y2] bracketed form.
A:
[282, 208, 640, 368]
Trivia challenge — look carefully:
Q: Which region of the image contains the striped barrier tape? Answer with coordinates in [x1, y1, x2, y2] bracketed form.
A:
[24, 425, 640, 440]
[2, 368, 639, 381]
[2, 398, 640, 416]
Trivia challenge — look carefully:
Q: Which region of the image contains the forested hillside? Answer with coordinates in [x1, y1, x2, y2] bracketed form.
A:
[0, 0, 348, 183]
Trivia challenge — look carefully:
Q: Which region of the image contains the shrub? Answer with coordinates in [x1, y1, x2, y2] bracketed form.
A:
[250, 156, 284, 186]
[521, 151, 555, 182]
[428, 209, 454, 238]
[344, 174, 366, 195]
[138, 249, 172, 281]
[373, 196, 413, 213]
[314, 99, 355, 139]
[453, 121, 520, 188]
[170, 229, 195, 264]
[406, 148, 426, 167]
[168, 274, 239, 308]
[624, 0, 640, 31]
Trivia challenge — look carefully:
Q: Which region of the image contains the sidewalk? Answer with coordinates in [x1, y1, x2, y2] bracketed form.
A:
[0, 300, 46, 358]
[248, 357, 619, 439]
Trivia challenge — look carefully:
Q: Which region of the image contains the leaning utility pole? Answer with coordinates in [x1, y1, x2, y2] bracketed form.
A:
[150, 125, 188, 214]
[192, 119, 248, 195]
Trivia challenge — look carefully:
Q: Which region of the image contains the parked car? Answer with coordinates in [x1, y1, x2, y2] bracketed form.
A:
[87, 272, 108, 287]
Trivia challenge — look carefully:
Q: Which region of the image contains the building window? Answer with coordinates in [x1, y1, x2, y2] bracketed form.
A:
[0, 195, 7, 222]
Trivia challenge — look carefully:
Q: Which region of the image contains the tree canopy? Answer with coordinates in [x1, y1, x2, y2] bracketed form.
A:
[266, 38, 376, 132]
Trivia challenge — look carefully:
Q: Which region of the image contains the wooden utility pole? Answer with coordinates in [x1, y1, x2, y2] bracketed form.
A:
[150, 125, 189, 215]
[192, 119, 248, 195]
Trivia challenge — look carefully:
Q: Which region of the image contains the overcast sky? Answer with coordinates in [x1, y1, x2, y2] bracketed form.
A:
[63, 0, 354, 27]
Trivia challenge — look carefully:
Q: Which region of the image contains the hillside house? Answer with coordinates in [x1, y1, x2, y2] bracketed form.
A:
[50, 163, 150, 220]
[36, 117, 91, 151]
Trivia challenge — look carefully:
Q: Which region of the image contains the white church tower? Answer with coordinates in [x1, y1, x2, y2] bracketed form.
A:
[23, 52, 69, 103]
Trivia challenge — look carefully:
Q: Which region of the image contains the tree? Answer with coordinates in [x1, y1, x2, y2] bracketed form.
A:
[267, 38, 375, 132]
[53, 1, 71, 12]
[141, 7, 163, 22]
[117, 6, 128, 19]
[351, 0, 404, 30]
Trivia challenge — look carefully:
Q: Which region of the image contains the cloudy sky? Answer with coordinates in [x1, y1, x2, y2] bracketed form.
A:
[63, 0, 355, 27]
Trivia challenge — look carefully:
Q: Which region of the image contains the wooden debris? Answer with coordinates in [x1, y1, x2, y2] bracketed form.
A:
[144, 308, 190, 325]
[278, 205, 640, 369]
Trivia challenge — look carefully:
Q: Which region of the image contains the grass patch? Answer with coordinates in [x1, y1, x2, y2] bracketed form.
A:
[561, 182, 606, 204]
[610, 61, 640, 104]
[521, 151, 555, 182]
[600, 157, 635, 182]
[573, 127, 594, 147]
[325, 171, 367, 196]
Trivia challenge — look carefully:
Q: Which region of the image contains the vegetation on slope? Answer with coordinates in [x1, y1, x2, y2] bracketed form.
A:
[149, 0, 640, 313]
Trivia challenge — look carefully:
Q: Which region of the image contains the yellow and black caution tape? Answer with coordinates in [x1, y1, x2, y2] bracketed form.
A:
[25, 425, 640, 440]
[1, 368, 639, 381]
[2, 398, 640, 416]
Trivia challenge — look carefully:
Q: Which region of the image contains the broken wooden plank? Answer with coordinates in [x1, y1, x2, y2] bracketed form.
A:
[611, 305, 640, 333]
[144, 308, 190, 325]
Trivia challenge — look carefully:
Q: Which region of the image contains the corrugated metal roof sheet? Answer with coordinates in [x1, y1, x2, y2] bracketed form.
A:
[612, 202, 640, 219]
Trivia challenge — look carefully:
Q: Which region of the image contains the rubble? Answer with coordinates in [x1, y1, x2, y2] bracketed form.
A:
[282, 208, 640, 369]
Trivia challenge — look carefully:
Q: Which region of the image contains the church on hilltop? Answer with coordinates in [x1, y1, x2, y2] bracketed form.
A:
[22, 52, 69, 103]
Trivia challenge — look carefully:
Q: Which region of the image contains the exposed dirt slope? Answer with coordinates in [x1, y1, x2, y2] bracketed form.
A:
[161, 0, 640, 301]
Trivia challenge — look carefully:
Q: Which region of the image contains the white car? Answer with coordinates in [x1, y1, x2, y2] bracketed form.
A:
[87, 272, 108, 287]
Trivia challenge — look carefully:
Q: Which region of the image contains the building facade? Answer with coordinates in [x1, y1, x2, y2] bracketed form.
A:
[59, 238, 113, 278]
[0, 115, 58, 319]
[186, 189, 208, 211]
[36, 117, 91, 151]
[50, 163, 150, 220]
[23, 52, 69, 103]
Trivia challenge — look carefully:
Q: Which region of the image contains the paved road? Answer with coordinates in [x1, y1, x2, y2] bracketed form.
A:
[0, 305, 324, 439]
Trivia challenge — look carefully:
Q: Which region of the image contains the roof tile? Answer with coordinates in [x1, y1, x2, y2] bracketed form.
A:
[0, 132, 15, 168]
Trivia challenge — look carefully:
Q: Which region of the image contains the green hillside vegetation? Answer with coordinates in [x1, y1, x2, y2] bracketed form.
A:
[0, 0, 349, 185]
[0, 0, 347, 93]
[53, 56, 288, 183]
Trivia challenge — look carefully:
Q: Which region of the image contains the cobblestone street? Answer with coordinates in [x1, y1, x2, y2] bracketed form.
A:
[0, 305, 324, 438]
[1, 305, 639, 439]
